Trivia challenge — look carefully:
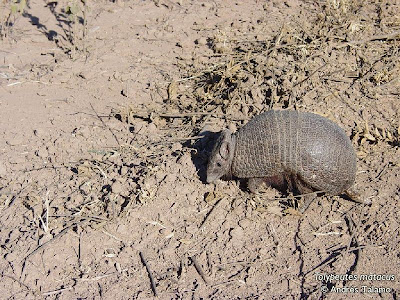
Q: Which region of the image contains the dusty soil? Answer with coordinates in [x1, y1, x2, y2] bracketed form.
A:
[1, 0, 399, 299]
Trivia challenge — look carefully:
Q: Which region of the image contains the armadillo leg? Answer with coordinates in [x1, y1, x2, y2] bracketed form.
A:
[248, 175, 287, 194]
[248, 177, 266, 193]
[294, 176, 317, 213]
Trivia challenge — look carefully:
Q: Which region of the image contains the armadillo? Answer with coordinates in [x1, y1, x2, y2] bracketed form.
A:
[206, 110, 356, 206]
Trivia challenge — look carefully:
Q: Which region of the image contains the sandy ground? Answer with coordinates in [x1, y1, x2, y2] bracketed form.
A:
[0, 0, 399, 299]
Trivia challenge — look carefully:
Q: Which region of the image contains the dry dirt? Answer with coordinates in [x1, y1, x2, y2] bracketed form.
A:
[1, 0, 400, 299]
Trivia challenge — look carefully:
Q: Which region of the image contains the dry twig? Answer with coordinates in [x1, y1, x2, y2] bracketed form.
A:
[139, 251, 158, 297]
[191, 255, 209, 284]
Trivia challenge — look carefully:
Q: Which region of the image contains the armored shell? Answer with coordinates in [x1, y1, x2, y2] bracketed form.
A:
[207, 110, 356, 195]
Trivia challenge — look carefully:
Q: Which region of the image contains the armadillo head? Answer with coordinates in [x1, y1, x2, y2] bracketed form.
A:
[206, 129, 236, 183]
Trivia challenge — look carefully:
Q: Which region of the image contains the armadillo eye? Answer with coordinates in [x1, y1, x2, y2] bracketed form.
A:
[217, 162, 222, 167]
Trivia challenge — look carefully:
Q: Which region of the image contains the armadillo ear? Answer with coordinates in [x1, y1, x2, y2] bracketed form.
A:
[219, 141, 230, 159]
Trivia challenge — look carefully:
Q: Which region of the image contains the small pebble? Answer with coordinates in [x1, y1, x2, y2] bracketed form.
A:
[37, 147, 48, 158]
[196, 37, 207, 46]
[171, 142, 182, 152]
[112, 180, 124, 194]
